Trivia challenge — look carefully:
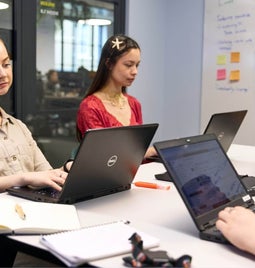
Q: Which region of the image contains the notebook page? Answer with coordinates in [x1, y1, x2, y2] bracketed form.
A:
[40, 221, 159, 267]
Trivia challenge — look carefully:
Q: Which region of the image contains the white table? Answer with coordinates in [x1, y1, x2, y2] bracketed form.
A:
[3, 144, 255, 267]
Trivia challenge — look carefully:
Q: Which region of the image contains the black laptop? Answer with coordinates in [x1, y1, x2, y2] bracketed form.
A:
[7, 123, 158, 204]
[154, 133, 255, 244]
[154, 110, 247, 181]
[203, 110, 247, 152]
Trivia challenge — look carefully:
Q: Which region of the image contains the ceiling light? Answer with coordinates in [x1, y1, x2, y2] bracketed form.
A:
[0, 2, 9, 10]
[78, 19, 111, 26]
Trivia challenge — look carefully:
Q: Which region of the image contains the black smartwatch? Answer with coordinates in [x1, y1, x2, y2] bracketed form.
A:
[63, 159, 73, 173]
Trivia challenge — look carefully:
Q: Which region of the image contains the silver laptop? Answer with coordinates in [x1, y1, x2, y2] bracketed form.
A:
[154, 133, 255, 244]
[7, 123, 158, 204]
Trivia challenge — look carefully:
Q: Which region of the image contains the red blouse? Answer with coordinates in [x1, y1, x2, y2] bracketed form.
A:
[77, 94, 143, 138]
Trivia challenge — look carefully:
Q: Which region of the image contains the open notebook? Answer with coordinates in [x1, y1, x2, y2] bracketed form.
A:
[154, 133, 255, 244]
[40, 221, 159, 267]
[0, 195, 80, 234]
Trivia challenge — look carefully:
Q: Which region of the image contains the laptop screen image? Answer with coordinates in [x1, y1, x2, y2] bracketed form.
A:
[157, 136, 246, 216]
[154, 134, 254, 243]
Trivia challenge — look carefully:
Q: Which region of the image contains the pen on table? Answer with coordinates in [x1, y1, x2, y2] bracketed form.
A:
[134, 181, 170, 190]
[15, 204, 26, 220]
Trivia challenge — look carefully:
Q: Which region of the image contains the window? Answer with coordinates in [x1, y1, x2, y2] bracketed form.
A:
[13, 0, 125, 167]
[37, 0, 114, 73]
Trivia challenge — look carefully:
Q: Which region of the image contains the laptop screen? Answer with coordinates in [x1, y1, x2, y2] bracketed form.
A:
[159, 138, 247, 217]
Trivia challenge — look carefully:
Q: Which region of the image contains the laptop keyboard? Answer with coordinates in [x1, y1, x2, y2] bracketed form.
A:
[34, 187, 61, 198]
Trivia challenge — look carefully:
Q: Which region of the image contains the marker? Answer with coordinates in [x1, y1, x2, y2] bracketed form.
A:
[134, 181, 170, 190]
[15, 204, 26, 220]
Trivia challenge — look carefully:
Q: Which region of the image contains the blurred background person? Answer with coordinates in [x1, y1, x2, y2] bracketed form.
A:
[44, 69, 61, 96]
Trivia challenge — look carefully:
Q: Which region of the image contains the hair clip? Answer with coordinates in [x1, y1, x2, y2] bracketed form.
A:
[111, 38, 123, 50]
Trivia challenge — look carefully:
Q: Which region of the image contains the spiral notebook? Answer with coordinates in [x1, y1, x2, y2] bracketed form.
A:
[40, 221, 160, 267]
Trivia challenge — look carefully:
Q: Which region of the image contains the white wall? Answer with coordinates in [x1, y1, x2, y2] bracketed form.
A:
[126, 0, 204, 143]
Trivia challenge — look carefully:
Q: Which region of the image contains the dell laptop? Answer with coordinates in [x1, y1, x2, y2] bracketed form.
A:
[7, 123, 158, 204]
[203, 110, 247, 152]
[154, 133, 255, 244]
[154, 110, 247, 182]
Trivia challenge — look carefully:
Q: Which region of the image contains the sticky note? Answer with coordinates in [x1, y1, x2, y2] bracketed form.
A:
[217, 69, 226, 80]
[217, 55, 227, 65]
[230, 52, 240, 63]
[229, 70, 240, 81]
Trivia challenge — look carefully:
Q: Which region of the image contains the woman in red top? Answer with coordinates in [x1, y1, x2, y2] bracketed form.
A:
[76, 34, 156, 158]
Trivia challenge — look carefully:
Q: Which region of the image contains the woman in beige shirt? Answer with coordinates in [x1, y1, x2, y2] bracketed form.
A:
[0, 37, 67, 192]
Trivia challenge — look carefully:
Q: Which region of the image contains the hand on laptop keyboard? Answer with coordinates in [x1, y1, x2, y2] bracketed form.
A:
[216, 206, 255, 256]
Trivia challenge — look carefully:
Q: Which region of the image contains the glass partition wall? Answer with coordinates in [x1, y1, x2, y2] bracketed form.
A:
[3, 0, 125, 167]
[35, 0, 114, 139]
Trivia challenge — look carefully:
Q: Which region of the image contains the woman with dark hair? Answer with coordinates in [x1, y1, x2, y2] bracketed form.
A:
[76, 34, 156, 158]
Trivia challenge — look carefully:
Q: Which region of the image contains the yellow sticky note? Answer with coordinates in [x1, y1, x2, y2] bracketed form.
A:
[229, 70, 240, 81]
[230, 52, 240, 63]
[217, 55, 227, 65]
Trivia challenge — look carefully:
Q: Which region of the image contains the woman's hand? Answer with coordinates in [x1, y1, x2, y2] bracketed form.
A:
[22, 169, 68, 191]
[216, 206, 255, 255]
[144, 146, 157, 159]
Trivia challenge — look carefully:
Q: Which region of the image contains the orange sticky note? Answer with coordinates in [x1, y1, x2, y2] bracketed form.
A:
[230, 52, 240, 63]
[229, 70, 240, 81]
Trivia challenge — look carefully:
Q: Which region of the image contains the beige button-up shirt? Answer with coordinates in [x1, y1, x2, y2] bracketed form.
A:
[0, 107, 52, 176]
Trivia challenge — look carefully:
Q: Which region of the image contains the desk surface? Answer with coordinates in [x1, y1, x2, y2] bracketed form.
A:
[5, 144, 255, 267]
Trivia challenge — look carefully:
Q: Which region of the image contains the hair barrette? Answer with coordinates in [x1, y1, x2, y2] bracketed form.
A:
[111, 38, 123, 50]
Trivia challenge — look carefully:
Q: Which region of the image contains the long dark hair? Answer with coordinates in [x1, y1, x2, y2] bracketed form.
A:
[84, 34, 140, 97]
[76, 35, 140, 142]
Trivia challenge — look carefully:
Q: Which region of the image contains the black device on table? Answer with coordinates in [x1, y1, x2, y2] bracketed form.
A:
[154, 110, 248, 183]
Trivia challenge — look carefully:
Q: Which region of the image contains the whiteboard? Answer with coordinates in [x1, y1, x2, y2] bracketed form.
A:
[201, 0, 255, 146]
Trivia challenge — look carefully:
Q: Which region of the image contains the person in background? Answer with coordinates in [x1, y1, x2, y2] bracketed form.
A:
[76, 34, 156, 158]
[216, 206, 255, 256]
[44, 69, 61, 96]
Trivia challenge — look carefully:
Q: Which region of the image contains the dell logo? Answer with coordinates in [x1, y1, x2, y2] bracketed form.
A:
[107, 155, 118, 167]
[218, 131, 224, 140]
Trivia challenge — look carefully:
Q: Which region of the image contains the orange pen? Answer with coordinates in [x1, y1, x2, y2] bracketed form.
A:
[134, 181, 170, 190]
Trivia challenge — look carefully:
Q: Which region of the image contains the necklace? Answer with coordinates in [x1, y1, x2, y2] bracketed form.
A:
[104, 93, 126, 109]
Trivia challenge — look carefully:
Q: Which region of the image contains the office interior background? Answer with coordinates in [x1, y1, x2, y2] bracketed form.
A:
[0, 0, 203, 167]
